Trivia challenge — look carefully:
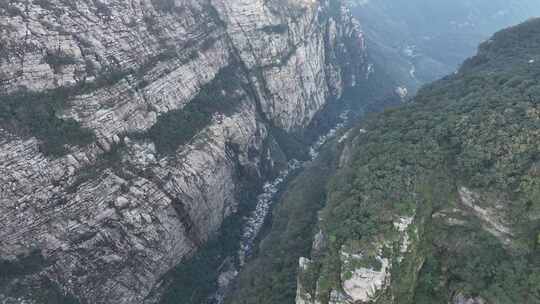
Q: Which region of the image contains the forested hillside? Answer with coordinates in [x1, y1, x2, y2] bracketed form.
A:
[296, 17, 540, 304]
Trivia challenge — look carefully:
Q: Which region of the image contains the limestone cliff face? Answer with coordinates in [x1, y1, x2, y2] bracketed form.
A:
[0, 0, 366, 303]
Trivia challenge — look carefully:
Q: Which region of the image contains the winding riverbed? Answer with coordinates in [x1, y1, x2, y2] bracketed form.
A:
[208, 111, 351, 304]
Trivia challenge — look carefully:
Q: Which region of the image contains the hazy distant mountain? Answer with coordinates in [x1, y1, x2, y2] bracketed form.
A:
[348, 0, 540, 93]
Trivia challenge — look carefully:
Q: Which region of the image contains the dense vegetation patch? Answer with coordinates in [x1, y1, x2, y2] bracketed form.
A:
[44, 49, 78, 73]
[414, 216, 540, 304]
[260, 24, 288, 34]
[0, 251, 47, 280]
[131, 64, 246, 155]
[0, 251, 79, 304]
[460, 18, 540, 73]
[0, 62, 138, 157]
[0, 88, 95, 156]
[151, 0, 176, 12]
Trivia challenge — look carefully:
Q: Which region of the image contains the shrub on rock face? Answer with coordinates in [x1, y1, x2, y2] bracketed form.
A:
[44, 50, 78, 74]
[152, 0, 178, 12]
[130, 64, 246, 156]
[95, 0, 112, 17]
[0, 89, 95, 157]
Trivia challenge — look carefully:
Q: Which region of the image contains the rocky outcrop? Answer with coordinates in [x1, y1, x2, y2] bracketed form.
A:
[0, 0, 367, 303]
[452, 293, 488, 304]
[296, 215, 419, 304]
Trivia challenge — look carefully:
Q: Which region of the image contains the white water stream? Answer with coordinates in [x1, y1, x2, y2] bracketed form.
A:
[209, 111, 350, 304]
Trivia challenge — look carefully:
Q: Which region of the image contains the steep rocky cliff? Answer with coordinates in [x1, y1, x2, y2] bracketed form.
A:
[0, 1, 367, 303]
[296, 18, 540, 304]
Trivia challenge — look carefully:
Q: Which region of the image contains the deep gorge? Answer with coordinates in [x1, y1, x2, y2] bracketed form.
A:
[1, 1, 540, 304]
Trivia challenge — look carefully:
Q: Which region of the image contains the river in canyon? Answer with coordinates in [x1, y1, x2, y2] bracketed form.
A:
[208, 110, 351, 304]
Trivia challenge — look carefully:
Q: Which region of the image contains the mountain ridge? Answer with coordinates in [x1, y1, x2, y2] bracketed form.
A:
[295, 16, 540, 304]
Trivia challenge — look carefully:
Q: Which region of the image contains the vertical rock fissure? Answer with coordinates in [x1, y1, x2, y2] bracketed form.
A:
[143, 170, 203, 248]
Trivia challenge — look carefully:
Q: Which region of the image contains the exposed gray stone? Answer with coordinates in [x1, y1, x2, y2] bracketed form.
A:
[0, 0, 366, 303]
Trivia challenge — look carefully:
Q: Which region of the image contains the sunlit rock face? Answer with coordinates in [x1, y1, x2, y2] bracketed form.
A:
[453, 293, 488, 304]
[0, 0, 366, 303]
[295, 215, 419, 304]
[341, 250, 390, 302]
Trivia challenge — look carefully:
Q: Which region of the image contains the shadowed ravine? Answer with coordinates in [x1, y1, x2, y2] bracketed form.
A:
[208, 110, 352, 304]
